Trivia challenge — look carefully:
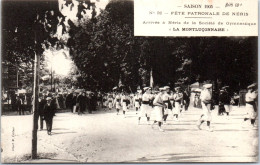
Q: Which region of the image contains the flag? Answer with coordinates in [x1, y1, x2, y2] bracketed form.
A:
[150, 69, 154, 88]
[118, 76, 123, 87]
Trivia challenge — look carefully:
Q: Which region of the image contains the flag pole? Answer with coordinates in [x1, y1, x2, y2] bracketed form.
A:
[150, 68, 154, 89]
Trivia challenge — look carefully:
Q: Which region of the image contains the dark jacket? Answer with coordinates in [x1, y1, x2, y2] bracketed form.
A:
[39, 98, 47, 116]
[43, 103, 55, 119]
[222, 91, 231, 105]
[66, 93, 73, 107]
[72, 95, 77, 106]
[78, 95, 87, 107]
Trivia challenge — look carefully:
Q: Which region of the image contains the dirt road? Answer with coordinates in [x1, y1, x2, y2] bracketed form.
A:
[1, 106, 258, 163]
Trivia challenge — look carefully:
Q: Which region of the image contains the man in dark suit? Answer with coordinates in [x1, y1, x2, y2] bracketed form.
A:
[39, 95, 47, 130]
[78, 92, 87, 115]
[218, 89, 225, 116]
[72, 92, 78, 113]
[43, 97, 56, 135]
[16, 96, 24, 115]
[66, 92, 73, 112]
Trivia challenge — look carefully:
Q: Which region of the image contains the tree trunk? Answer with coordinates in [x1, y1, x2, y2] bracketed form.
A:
[31, 53, 40, 159]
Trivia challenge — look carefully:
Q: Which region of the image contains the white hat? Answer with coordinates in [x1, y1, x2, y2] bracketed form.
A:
[203, 84, 212, 89]
[222, 86, 229, 89]
[247, 83, 257, 89]
[195, 88, 202, 92]
[159, 87, 166, 91]
[175, 86, 181, 90]
[143, 87, 151, 91]
[164, 86, 170, 90]
[137, 89, 142, 93]
[46, 97, 52, 101]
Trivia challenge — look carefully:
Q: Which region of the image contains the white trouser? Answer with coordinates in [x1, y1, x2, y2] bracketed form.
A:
[116, 102, 120, 109]
[108, 102, 113, 109]
[135, 101, 140, 108]
[122, 102, 128, 111]
[173, 102, 181, 115]
[201, 102, 211, 121]
[154, 106, 163, 122]
[246, 103, 257, 119]
[139, 104, 151, 117]
[224, 104, 232, 113]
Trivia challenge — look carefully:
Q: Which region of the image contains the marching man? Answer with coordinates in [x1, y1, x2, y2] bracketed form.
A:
[107, 94, 114, 110]
[169, 91, 175, 110]
[162, 86, 172, 124]
[138, 87, 152, 125]
[152, 87, 167, 132]
[113, 92, 121, 115]
[134, 92, 141, 114]
[222, 86, 232, 119]
[121, 92, 130, 118]
[173, 87, 183, 121]
[243, 83, 258, 128]
[196, 84, 213, 132]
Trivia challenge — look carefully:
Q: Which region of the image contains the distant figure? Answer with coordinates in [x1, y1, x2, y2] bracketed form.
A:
[26, 94, 32, 113]
[66, 92, 73, 112]
[102, 93, 107, 108]
[57, 94, 64, 109]
[151, 87, 167, 132]
[222, 86, 232, 118]
[97, 92, 102, 108]
[86, 93, 91, 113]
[218, 89, 225, 116]
[16, 96, 24, 115]
[233, 92, 240, 106]
[89, 93, 96, 114]
[107, 95, 113, 110]
[173, 87, 183, 121]
[196, 84, 213, 132]
[113, 93, 121, 115]
[162, 86, 171, 124]
[11, 94, 17, 111]
[43, 97, 56, 135]
[243, 83, 258, 128]
[78, 92, 87, 115]
[72, 93, 78, 113]
[138, 87, 152, 125]
[183, 89, 190, 111]
[194, 93, 199, 108]
[39, 95, 47, 130]
[133, 92, 141, 114]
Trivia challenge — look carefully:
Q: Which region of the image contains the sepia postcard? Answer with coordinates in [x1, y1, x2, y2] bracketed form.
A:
[1, 0, 258, 163]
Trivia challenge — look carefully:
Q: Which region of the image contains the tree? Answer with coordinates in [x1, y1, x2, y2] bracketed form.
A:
[2, 0, 67, 159]
[3, 0, 99, 157]
[67, 0, 257, 93]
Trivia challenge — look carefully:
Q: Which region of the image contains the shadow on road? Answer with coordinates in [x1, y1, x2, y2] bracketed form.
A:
[52, 128, 70, 130]
[127, 153, 256, 162]
[214, 129, 249, 132]
[164, 128, 199, 131]
[51, 131, 77, 135]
